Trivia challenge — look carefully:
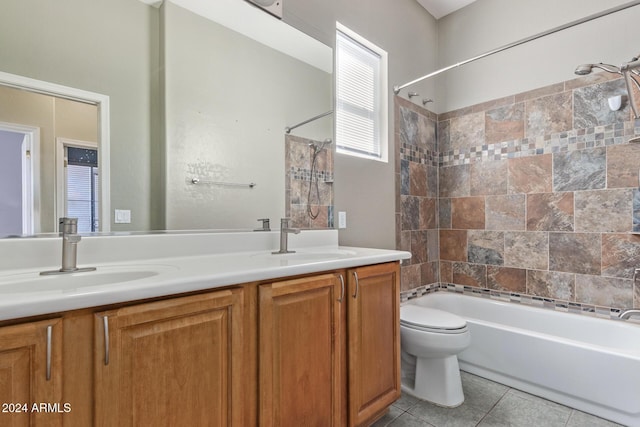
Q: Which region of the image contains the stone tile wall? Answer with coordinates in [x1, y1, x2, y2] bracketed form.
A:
[395, 97, 439, 292]
[397, 72, 640, 310]
[285, 135, 334, 229]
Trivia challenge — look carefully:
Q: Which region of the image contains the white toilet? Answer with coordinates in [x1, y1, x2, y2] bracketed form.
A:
[400, 304, 471, 407]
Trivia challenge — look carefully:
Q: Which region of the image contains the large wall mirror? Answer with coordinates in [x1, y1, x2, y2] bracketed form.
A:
[0, 0, 333, 237]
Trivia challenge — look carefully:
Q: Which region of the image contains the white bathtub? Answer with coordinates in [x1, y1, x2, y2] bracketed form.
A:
[409, 292, 640, 426]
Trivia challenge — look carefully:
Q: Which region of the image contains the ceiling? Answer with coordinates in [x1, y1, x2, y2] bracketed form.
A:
[416, 0, 477, 19]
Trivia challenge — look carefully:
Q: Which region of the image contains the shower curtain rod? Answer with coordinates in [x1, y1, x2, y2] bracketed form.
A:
[285, 110, 333, 134]
[393, 0, 640, 94]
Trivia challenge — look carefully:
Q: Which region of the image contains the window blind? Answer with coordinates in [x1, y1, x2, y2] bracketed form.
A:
[336, 30, 382, 158]
[66, 164, 99, 232]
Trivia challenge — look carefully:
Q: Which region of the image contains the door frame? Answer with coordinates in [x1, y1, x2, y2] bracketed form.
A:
[0, 71, 111, 231]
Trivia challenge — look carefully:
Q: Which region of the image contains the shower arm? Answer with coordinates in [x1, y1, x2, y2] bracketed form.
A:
[285, 110, 333, 134]
[393, 0, 640, 95]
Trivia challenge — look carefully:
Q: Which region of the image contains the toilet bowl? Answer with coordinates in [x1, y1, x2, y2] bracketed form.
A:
[400, 304, 471, 407]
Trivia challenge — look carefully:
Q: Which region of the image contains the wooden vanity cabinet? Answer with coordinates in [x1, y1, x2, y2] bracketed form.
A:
[0, 261, 399, 427]
[259, 273, 344, 426]
[347, 263, 401, 427]
[93, 288, 246, 427]
[0, 318, 63, 427]
[258, 262, 401, 427]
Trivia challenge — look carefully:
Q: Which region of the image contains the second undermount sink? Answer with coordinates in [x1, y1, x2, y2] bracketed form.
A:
[0, 264, 178, 293]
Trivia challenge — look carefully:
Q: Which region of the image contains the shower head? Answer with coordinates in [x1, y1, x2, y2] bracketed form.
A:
[309, 138, 332, 151]
[574, 63, 621, 76]
[574, 54, 640, 120]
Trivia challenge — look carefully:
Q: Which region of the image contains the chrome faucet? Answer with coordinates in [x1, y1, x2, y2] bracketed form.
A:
[254, 218, 271, 232]
[272, 218, 300, 254]
[41, 218, 96, 275]
[619, 309, 640, 320]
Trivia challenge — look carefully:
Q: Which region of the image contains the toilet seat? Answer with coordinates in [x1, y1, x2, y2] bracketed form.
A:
[400, 305, 467, 334]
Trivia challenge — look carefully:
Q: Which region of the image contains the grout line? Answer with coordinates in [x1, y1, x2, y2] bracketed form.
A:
[474, 382, 511, 426]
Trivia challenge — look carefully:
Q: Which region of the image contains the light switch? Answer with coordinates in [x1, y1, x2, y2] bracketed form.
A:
[115, 209, 131, 224]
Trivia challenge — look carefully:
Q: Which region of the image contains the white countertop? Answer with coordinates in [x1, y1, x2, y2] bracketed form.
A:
[0, 230, 410, 321]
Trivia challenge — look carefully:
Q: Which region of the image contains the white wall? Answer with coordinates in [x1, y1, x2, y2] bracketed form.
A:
[436, 0, 640, 112]
[285, 0, 440, 249]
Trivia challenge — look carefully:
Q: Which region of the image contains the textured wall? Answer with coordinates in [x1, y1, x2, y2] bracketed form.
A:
[398, 72, 640, 310]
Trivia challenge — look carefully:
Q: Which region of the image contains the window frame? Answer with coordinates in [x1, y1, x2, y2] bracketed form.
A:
[335, 22, 389, 163]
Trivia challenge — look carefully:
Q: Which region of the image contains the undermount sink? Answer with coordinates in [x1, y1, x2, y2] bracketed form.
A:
[253, 249, 358, 261]
[0, 264, 178, 293]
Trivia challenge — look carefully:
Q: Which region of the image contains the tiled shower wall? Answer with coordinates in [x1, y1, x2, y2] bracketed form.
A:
[285, 135, 334, 229]
[397, 72, 640, 310]
[396, 97, 439, 292]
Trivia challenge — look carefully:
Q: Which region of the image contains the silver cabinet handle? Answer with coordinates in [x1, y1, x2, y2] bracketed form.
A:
[338, 274, 345, 302]
[352, 271, 359, 299]
[46, 325, 52, 381]
[103, 316, 110, 366]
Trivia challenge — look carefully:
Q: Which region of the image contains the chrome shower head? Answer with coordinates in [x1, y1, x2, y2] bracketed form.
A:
[574, 63, 621, 76]
[574, 64, 594, 75]
[309, 138, 333, 151]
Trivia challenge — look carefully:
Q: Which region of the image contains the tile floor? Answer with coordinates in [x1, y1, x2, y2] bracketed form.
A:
[372, 372, 624, 427]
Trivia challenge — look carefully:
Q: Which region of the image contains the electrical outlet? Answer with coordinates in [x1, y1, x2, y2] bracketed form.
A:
[338, 211, 347, 229]
[115, 209, 131, 224]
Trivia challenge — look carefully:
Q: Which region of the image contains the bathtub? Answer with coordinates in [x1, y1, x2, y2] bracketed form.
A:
[409, 292, 640, 426]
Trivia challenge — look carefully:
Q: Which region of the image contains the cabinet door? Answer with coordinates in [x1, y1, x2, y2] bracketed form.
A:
[347, 263, 400, 426]
[0, 318, 63, 427]
[259, 273, 344, 427]
[94, 288, 245, 427]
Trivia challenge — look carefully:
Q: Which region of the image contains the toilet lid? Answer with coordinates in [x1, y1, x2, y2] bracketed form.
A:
[400, 304, 467, 331]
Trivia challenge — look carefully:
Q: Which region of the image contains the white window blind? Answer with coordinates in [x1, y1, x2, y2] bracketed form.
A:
[66, 164, 99, 233]
[66, 145, 99, 232]
[336, 29, 384, 160]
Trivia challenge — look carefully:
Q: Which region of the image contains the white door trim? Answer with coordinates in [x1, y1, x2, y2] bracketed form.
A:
[0, 71, 111, 231]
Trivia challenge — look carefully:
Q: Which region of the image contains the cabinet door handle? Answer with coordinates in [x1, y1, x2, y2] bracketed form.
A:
[338, 274, 345, 302]
[103, 316, 110, 366]
[46, 325, 52, 381]
[352, 271, 359, 299]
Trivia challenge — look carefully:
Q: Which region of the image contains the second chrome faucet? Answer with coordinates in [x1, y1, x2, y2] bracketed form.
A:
[41, 217, 96, 275]
[272, 218, 300, 254]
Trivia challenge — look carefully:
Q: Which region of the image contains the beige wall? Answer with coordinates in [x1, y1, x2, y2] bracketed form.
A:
[436, 0, 640, 112]
[0, 0, 156, 231]
[285, 0, 440, 249]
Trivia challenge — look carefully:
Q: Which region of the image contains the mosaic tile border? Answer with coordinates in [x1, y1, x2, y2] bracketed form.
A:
[439, 120, 639, 168]
[289, 167, 334, 183]
[399, 142, 439, 167]
[400, 283, 633, 322]
[399, 283, 440, 303]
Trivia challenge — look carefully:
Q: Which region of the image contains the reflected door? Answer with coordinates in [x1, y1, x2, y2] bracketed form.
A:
[0, 127, 34, 237]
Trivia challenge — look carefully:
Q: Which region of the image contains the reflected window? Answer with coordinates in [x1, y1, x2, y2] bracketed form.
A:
[66, 146, 99, 232]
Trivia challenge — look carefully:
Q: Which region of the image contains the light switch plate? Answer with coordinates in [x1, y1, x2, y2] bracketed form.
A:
[338, 211, 346, 229]
[115, 209, 131, 224]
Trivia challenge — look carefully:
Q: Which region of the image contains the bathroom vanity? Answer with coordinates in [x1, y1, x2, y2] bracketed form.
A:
[0, 230, 409, 426]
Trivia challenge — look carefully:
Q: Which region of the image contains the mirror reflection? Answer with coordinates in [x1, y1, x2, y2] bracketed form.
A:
[0, 0, 333, 237]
